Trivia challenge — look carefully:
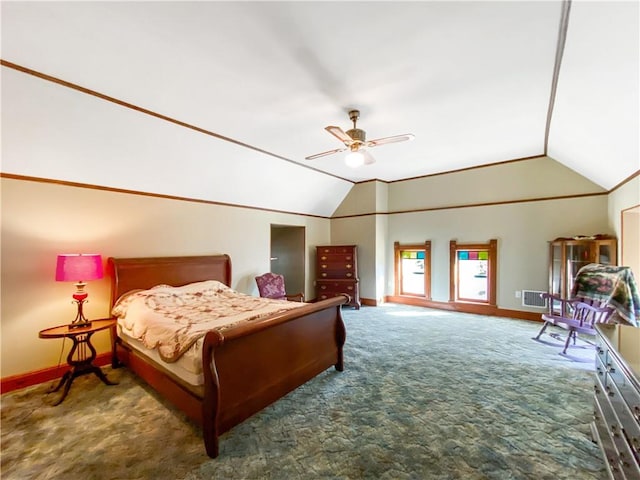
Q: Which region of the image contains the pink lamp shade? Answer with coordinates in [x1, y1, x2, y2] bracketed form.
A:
[56, 254, 103, 327]
[55, 254, 104, 282]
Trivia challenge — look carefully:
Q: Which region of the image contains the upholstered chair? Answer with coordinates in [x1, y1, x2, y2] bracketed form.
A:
[255, 272, 304, 302]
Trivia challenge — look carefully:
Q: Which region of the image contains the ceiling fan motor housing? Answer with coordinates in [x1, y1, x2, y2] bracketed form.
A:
[346, 128, 366, 144]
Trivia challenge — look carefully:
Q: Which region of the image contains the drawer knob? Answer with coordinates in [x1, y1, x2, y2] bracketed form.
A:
[347, 286, 353, 291]
[321, 256, 327, 261]
[322, 273, 327, 277]
[605, 386, 615, 398]
[346, 264, 352, 268]
[633, 405, 640, 422]
[618, 452, 630, 468]
[320, 285, 326, 290]
[346, 273, 352, 277]
[346, 256, 352, 260]
[606, 363, 616, 373]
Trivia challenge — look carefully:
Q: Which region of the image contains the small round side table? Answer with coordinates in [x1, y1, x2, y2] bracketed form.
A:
[39, 318, 118, 405]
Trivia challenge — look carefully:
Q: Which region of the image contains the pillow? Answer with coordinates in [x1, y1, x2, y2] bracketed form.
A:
[111, 280, 231, 318]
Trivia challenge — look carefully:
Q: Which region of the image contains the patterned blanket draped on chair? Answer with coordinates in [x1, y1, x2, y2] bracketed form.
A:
[571, 263, 640, 327]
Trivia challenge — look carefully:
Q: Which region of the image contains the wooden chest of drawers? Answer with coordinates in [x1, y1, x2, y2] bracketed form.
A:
[316, 245, 360, 309]
[592, 323, 640, 480]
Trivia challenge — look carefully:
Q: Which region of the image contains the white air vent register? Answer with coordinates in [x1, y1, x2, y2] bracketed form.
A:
[522, 290, 547, 308]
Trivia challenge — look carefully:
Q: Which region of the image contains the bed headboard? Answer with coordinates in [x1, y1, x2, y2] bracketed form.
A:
[108, 255, 232, 307]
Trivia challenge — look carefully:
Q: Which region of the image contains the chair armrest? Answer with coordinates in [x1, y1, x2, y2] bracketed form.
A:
[541, 292, 571, 310]
[541, 293, 575, 303]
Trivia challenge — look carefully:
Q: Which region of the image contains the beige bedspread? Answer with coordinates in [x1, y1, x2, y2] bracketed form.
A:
[111, 280, 304, 362]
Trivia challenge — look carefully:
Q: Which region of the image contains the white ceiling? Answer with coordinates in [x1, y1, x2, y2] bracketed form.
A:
[1, 1, 638, 208]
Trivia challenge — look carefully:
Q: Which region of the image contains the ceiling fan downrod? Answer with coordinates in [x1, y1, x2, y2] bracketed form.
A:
[346, 110, 366, 144]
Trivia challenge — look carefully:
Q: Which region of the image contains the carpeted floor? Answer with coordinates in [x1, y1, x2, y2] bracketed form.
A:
[1, 304, 605, 479]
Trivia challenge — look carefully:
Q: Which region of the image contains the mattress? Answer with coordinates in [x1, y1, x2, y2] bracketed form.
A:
[118, 324, 204, 385]
[112, 280, 305, 385]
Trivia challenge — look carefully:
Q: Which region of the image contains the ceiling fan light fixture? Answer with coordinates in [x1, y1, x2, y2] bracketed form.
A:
[345, 150, 365, 168]
[306, 109, 414, 165]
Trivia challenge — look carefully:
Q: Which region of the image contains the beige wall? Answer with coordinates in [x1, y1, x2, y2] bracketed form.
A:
[332, 180, 378, 217]
[385, 196, 610, 306]
[2, 168, 635, 380]
[330, 215, 377, 301]
[330, 181, 389, 303]
[621, 206, 640, 275]
[388, 156, 606, 212]
[608, 175, 640, 264]
[331, 157, 614, 310]
[0, 178, 331, 378]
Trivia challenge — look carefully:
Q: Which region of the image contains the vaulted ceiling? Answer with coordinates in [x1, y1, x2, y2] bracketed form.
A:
[1, 1, 638, 217]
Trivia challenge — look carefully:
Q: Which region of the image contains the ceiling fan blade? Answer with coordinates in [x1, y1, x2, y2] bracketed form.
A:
[362, 149, 376, 165]
[305, 147, 347, 161]
[367, 133, 415, 148]
[325, 126, 354, 145]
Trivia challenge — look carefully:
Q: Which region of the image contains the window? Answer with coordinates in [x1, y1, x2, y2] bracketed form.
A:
[449, 239, 497, 305]
[394, 241, 431, 299]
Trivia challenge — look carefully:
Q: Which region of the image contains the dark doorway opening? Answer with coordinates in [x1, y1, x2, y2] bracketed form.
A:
[270, 225, 305, 297]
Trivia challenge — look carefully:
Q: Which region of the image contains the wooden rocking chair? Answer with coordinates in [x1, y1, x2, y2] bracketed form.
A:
[533, 293, 615, 354]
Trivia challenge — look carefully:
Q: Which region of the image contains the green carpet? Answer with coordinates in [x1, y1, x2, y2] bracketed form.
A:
[1, 304, 605, 479]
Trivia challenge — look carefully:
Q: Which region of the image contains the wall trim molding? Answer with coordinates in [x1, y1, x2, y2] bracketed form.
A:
[332, 190, 608, 219]
[610, 169, 640, 193]
[544, 0, 572, 155]
[2, 59, 636, 195]
[1, 352, 112, 395]
[360, 298, 378, 307]
[0, 58, 352, 184]
[0, 173, 330, 219]
[0, 300, 547, 394]
[1, 173, 611, 221]
[385, 296, 542, 322]
[372, 155, 547, 185]
[317, 296, 540, 321]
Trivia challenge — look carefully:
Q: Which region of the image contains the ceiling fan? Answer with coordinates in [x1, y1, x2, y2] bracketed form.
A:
[305, 110, 415, 167]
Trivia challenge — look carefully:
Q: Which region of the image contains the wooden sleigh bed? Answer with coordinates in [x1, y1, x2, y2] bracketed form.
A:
[108, 255, 348, 458]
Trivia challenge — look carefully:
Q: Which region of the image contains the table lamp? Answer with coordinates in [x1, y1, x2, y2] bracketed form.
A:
[55, 254, 103, 328]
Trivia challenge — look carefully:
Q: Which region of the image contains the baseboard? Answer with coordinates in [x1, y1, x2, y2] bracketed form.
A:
[1, 352, 112, 394]
[2, 300, 540, 394]
[309, 297, 378, 307]
[384, 296, 542, 322]
[317, 294, 540, 320]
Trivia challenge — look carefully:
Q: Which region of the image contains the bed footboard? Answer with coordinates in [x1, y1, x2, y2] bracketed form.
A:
[201, 295, 348, 458]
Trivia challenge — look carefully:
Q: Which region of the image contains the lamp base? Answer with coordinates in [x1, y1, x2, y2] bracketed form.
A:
[68, 297, 91, 329]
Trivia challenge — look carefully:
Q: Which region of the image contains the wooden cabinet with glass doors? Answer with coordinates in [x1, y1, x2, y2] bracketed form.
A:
[548, 235, 617, 314]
